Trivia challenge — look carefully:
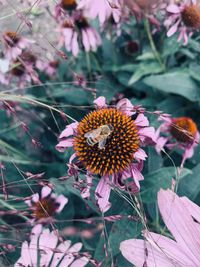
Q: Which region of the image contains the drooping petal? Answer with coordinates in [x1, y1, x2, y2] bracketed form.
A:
[95, 176, 111, 212]
[93, 96, 107, 108]
[59, 122, 78, 139]
[116, 98, 134, 116]
[41, 186, 52, 198]
[167, 4, 180, 13]
[56, 194, 68, 213]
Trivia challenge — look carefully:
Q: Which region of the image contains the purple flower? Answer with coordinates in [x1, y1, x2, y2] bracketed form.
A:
[56, 96, 156, 212]
[58, 12, 101, 57]
[77, 0, 121, 25]
[25, 186, 68, 223]
[164, 0, 200, 44]
[3, 31, 35, 60]
[15, 224, 89, 267]
[155, 116, 199, 167]
[120, 188, 200, 266]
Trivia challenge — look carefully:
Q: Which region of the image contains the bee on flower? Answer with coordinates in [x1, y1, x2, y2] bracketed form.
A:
[56, 96, 156, 212]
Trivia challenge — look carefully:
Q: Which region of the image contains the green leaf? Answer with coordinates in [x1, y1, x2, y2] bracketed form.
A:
[141, 167, 191, 203]
[178, 163, 200, 200]
[143, 72, 200, 101]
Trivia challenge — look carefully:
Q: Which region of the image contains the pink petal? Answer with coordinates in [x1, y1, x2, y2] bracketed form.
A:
[158, 189, 200, 265]
[41, 186, 52, 198]
[59, 122, 78, 139]
[56, 138, 74, 152]
[134, 148, 147, 161]
[134, 114, 149, 127]
[116, 98, 134, 116]
[120, 239, 175, 267]
[95, 176, 111, 212]
[144, 231, 193, 266]
[56, 194, 68, 213]
[166, 4, 180, 13]
[93, 96, 107, 108]
[167, 22, 179, 37]
[70, 257, 89, 267]
[181, 196, 200, 223]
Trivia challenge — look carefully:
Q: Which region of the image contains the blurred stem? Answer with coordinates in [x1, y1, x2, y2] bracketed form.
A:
[86, 52, 92, 80]
[0, 198, 29, 221]
[144, 19, 165, 71]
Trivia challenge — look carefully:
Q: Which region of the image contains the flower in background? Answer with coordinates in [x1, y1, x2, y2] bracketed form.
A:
[58, 12, 101, 57]
[25, 186, 68, 223]
[55, 0, 78, 20]
[2, 31, 35, 60]
[56, 96, 156, 212]
[15, 224, 89, 267]
[77, 0, 121, 25]
[0, 58, 9, 85]
[155, 116, 199, 167]
[164, 0, 200, 44]
[36, 59, 60, 77]
[120, 188, 200, 266]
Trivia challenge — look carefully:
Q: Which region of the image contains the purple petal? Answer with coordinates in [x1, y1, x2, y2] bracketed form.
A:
[158, 189, 200, 264]
[120, 239, 175, 267]
[134, 114, 149, 127]
[93, 96, 107, 108]
[59, 122, 78, 139]
[56, 138, 74, 152]
[95, 176, 111, 212]
[41, 186, 52, 199]
[134, 148, 147, 161]
[116, 98, 134, 116]
[166, 4, 180, 13]
[56, 194, 68, 213]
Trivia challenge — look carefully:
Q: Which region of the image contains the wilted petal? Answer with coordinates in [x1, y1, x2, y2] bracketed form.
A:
[95, 176, 111, 212]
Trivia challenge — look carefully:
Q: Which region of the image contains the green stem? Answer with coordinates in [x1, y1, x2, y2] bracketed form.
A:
[144, 19, 165, 71]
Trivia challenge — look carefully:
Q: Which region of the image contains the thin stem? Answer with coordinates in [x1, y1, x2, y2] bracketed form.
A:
[144, 19, 165, 71]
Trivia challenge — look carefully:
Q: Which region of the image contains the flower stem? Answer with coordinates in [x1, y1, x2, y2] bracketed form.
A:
[144, 19, 165, 71]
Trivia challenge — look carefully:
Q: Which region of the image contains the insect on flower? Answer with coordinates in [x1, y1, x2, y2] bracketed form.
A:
[84, 124, 114, 149]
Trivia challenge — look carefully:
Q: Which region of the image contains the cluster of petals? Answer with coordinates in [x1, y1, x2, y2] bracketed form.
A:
[15, 224, 89, 267]
[56, 96, 156, 212]
[155, 116, 199, 167]
[164, 0, 198, 44]
[77, 0, 122, 25]
[120, 188, 200, 267]
[58, 14, 101, 57]
[25, 186, 68, 223]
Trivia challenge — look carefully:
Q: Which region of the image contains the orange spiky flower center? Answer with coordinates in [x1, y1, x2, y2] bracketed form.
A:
[61, 0, 77, 10]
[181, 4, 200, 28]
[170, 117, 197, 143]
[74, 108, 140, 176]
[4, 31, 20, 47]
[32, 197, 58, 220]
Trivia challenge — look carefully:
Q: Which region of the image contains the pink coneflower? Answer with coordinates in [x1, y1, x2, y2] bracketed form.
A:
[25, 186, 68, 223]
[3, 31, 35, 60]
[15, 224, 89, 267]
[56, 96, 156, 212]
[58, 12, 101, 57]
[155, 116, 199, 167]
[77, 0, 121, 25]
[120, 188, 200, 266]
[36, 59, 59, 77]
[164, 0, 200, 44]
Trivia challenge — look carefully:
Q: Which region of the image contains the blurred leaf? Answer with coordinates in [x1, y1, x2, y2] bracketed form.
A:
[143, 72, 200, 101]
[178, 163, 200, 200]
[128, 62, 163, 85]
[141, 167, 191, 203]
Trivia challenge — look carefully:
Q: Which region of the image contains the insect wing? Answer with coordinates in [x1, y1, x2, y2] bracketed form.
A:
[98, 138, 107, 149]
[84, 128, 101, 138]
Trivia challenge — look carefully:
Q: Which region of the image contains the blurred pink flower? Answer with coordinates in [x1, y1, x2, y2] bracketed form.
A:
[56, 96, 156, 212]
[164, 0, 200, 44]
[77, 0, 122, 25]
[155, 116, 199, 167]
[25, 186, 68, 223]
[3, 31, 35, 60]
[15, 224, 89, 267]
[58, 12, 101, 57]
[120, 188, 200, 266]
[36, 59, 59, 77]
